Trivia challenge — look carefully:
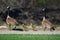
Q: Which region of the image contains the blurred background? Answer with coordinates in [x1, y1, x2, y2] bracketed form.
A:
[0, 0, 60, 25]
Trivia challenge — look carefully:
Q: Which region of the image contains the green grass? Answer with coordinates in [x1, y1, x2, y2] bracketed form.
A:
[0, 34, 60, 40]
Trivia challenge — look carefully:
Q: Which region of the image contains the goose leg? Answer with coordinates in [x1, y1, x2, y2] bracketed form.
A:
[44, 27, 47, 31]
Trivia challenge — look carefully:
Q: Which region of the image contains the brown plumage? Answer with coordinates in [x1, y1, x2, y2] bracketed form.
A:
[6, 16, 18, 25]
[42, 17, 55, 31]
[6, 15, 18, 30]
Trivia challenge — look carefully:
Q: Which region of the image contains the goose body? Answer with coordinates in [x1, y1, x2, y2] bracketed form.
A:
[42, 17, 55, 31]
[6, 15, 18, 25]
[6, 6, 18, 30]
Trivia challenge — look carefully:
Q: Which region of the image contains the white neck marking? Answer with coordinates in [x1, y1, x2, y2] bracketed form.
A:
[43, 17, 45, 21]
[7, 15, 10, 18]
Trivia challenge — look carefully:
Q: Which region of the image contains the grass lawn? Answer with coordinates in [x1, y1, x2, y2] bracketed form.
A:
[0, 34, 60, 40]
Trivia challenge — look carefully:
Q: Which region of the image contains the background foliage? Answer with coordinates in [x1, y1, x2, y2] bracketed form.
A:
[0, 0, 60, 25]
